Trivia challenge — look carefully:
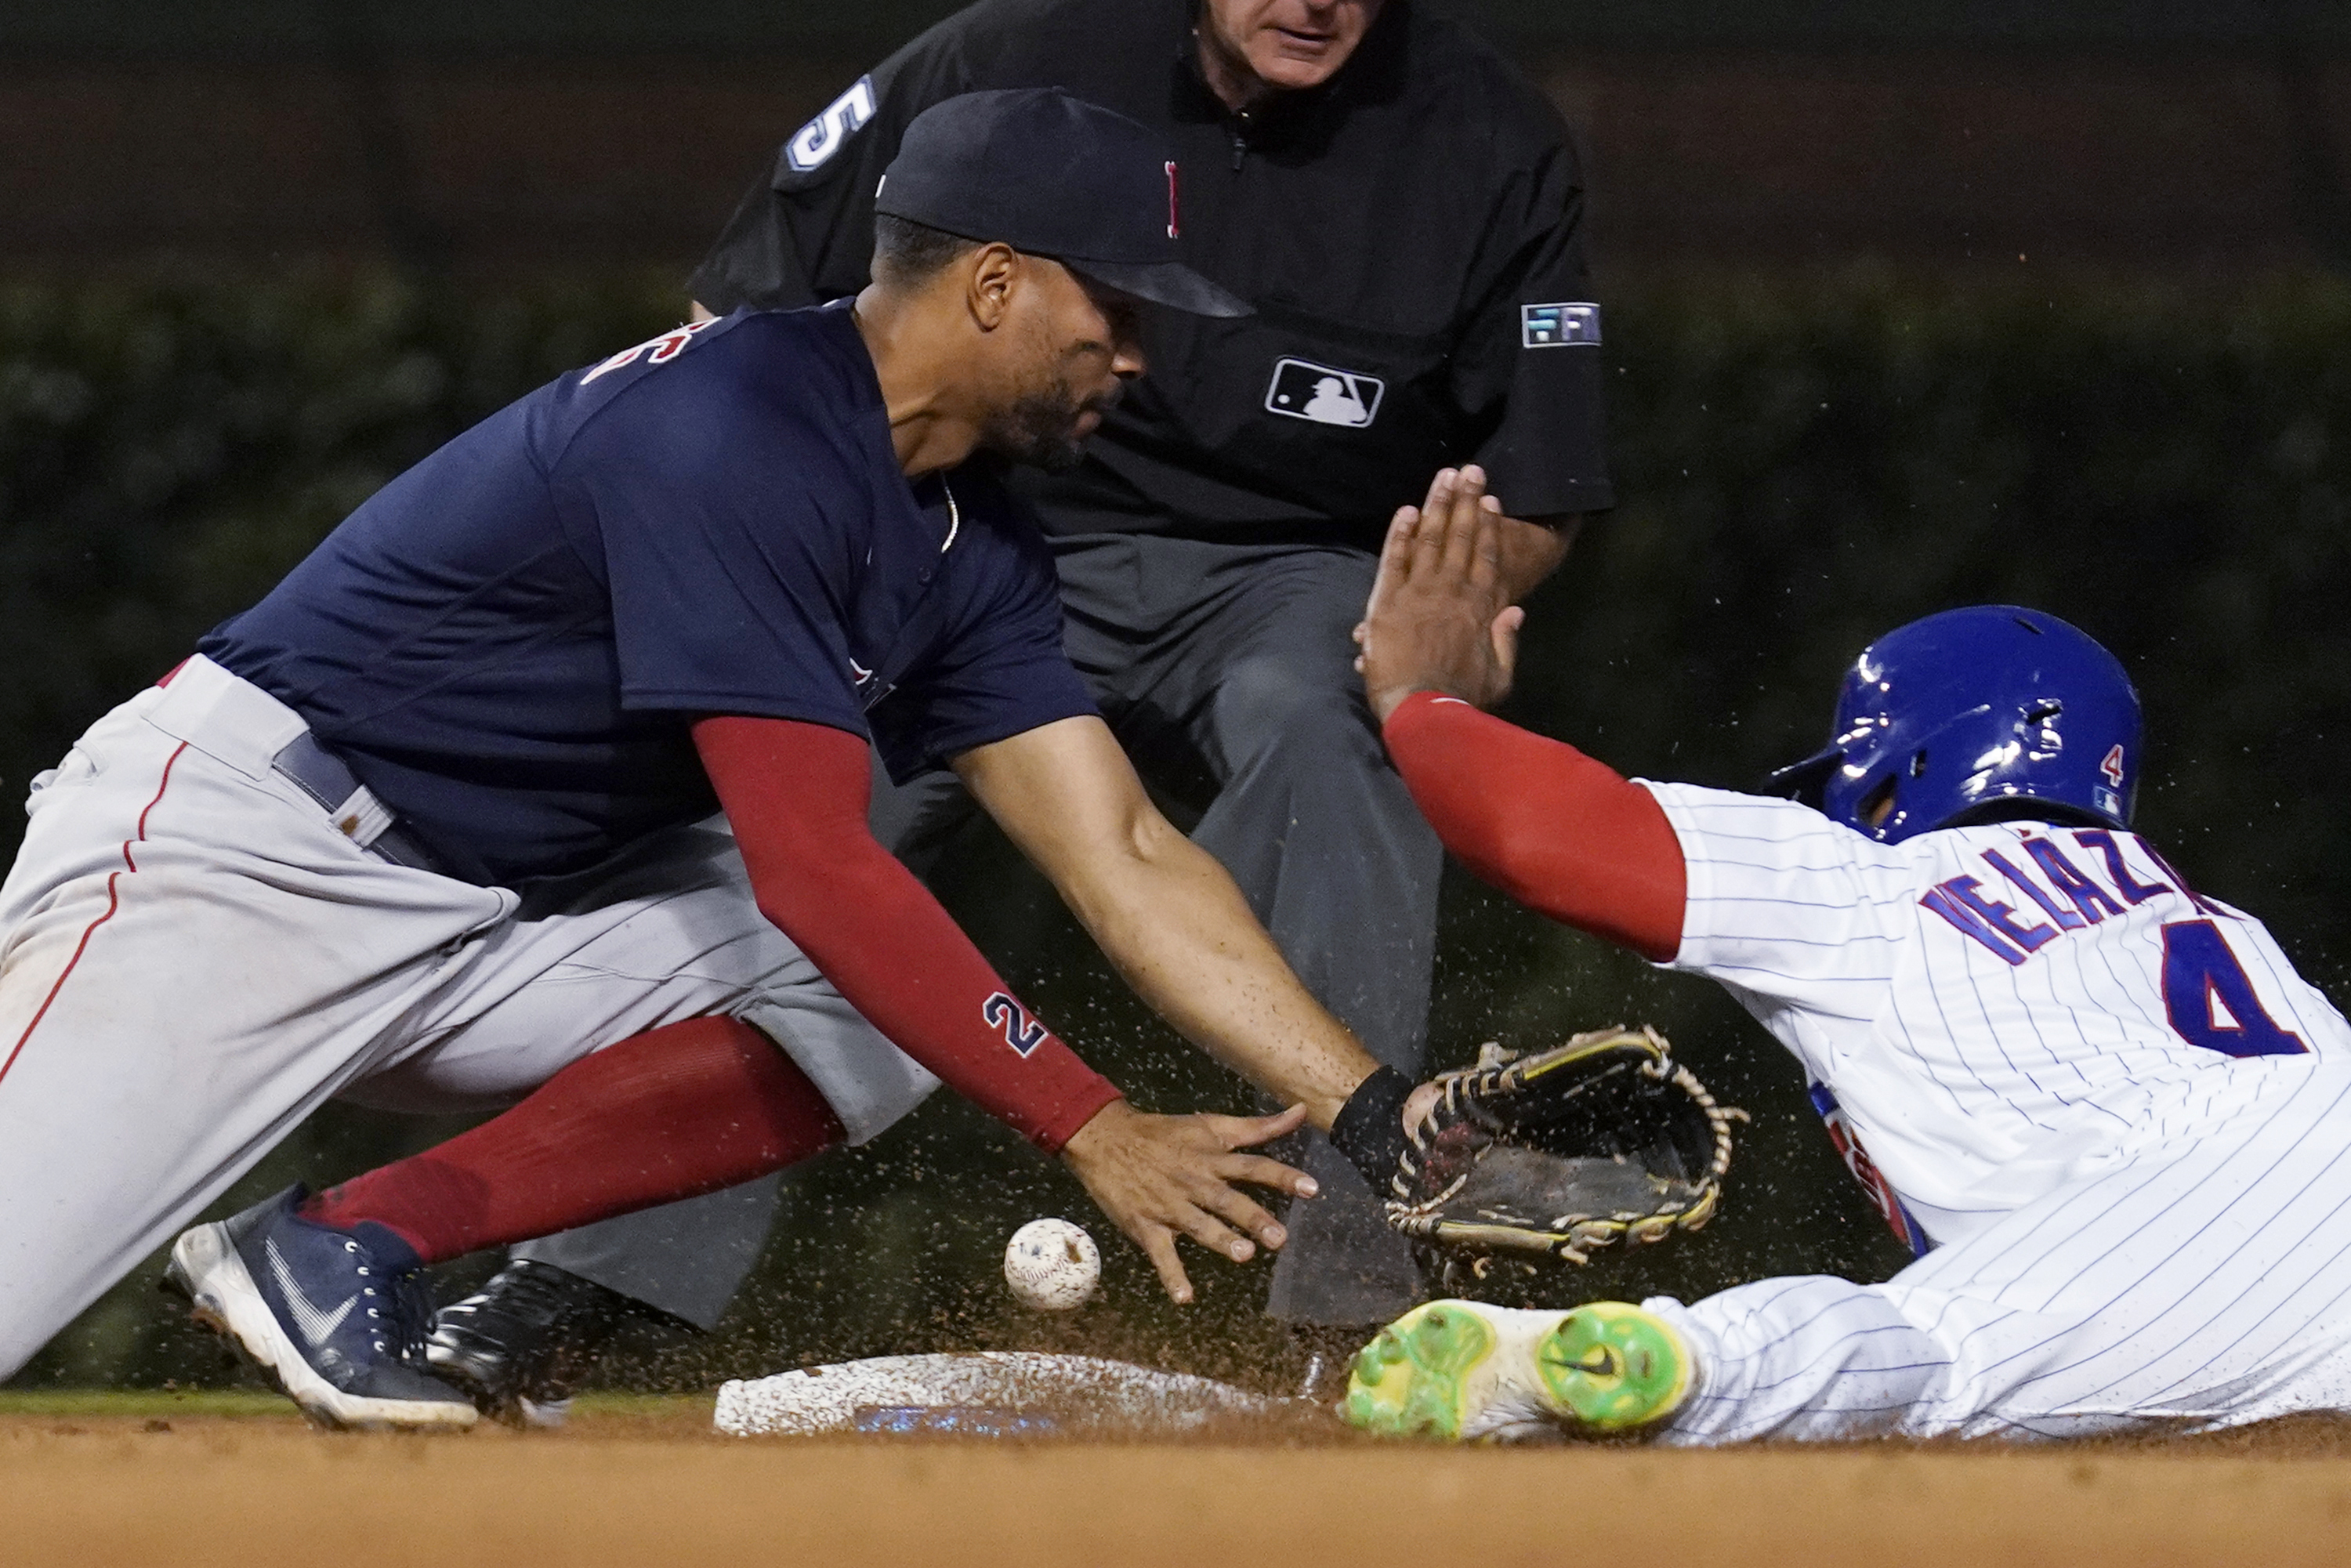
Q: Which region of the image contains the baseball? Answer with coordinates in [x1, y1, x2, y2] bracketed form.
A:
[1003, 1218, 1099, 1311]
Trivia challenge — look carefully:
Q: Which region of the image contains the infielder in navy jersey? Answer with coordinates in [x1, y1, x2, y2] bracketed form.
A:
[0, 91, 1429, 1431]
[1335, 469, 2351, 1442]
[462, 0, 1614, 1407]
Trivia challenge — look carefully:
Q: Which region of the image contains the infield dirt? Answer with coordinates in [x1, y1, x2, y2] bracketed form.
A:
[4, 1393, 2346, 1566]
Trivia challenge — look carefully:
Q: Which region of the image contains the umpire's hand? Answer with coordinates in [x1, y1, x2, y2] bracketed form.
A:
[1357, 464, 1526, 722]
[1059, 1099, 1316, 1303]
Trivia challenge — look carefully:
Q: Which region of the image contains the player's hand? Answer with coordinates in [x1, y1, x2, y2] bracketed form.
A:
[1059, 1099, 1317, 1304]
[1355, 464, 1524, 723]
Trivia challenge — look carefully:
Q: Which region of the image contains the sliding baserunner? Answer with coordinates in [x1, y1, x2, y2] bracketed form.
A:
[1341, 467, 2351, 1442]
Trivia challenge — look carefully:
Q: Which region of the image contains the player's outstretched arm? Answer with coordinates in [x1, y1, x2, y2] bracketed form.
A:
[1357, 466, 1687, 961]
[696, 715, 1314, 1302]
[954, 715, 1386, 1134]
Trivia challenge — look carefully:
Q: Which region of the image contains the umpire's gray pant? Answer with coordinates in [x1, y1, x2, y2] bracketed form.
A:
[515, 534, 1440, 1328]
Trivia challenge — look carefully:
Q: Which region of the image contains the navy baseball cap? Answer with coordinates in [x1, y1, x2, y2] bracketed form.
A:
[875, 88, 1251, 319]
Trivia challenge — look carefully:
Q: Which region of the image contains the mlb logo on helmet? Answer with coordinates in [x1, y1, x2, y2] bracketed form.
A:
[2095, 744, 2127, 820]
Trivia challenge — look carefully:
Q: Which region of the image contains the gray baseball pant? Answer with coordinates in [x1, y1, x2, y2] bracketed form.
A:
[0, 658, 936, 1376]
[515, 535, 1439, 1328]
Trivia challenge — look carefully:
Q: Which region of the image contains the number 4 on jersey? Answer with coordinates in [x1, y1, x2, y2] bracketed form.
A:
[2161, 919, 2306, 1058]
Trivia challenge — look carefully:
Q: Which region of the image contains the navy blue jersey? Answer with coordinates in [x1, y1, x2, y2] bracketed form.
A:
[201, 302, 1096, 886]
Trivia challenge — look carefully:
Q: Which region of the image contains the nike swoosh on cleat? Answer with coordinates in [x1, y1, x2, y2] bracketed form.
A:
[265, 1237, 360, 1346]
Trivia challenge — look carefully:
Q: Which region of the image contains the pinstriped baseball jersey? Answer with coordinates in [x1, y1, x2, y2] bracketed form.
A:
[1639, 784, 2351, 1251]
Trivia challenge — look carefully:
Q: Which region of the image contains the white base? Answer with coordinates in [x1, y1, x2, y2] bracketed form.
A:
[713, 1352, 1302, 1437]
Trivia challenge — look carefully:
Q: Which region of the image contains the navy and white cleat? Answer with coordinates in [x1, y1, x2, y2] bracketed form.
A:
[165, 1186, 477, 1432]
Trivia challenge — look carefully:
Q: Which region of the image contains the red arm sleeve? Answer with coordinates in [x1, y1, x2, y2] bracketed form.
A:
[694, 715, 1121, 1152]
[1382, 692, 1687, 963]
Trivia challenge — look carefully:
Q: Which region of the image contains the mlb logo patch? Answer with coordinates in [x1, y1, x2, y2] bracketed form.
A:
[1521, 302, 1601, 349]
[1263, 358, 1384, 429]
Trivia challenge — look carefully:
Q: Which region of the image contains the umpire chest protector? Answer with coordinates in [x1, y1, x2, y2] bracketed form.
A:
[694, 0, 1614, 546]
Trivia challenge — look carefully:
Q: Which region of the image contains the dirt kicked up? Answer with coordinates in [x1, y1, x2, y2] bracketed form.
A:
[5, 1392, 2350, 1567]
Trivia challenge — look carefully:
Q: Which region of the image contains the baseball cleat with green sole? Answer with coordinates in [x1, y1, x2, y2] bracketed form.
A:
[1341, 1298, 1691, 1442]
[1534, 1301, 1692, 1432]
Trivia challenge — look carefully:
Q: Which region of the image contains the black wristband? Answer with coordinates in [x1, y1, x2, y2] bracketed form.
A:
[1328, 1066, 1416, 1196]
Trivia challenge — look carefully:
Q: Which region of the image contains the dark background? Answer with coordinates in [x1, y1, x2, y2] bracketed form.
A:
[4, 0, 2350, 271]
[2, 2, 2346, 1392]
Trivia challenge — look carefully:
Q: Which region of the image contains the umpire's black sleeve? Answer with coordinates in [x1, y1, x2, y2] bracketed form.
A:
[1449, 139, 1614, 520]
[689, 20, 976, 313]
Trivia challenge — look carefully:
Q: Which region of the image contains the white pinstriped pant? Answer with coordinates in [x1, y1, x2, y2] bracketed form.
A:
[1649, 1058, 2351, 1441]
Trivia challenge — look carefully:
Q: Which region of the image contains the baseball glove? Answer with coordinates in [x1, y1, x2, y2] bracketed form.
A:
[1386, 1026, 1743, 1271]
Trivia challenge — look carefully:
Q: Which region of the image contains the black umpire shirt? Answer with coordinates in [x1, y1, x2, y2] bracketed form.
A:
[692, 0, 1612, 549]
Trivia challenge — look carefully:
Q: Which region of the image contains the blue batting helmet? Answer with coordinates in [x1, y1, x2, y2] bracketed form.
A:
[1764, 606, 2142, 844]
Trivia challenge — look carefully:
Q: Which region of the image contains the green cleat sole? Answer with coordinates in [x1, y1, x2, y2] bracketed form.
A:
[1534, 1302, 1690, 1432]
[1341, 1302, 1499, 1440]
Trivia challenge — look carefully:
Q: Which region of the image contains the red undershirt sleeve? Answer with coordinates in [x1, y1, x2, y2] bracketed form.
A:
[1381, 692, 1687, 963]
[694, 714, 1121, 1152]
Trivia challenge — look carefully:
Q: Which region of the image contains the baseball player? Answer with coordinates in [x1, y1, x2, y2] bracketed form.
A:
[1339, 468, 2351, 1441]
[444, 0, 1613, 1407]
[0, 91, 1429, 1430]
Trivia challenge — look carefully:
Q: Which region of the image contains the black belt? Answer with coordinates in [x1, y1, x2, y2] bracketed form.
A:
[270, 732, 450, 876]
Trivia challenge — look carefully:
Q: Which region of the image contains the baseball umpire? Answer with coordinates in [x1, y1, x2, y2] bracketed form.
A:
[0, 91, 1432, 1430]
[440, 0, 1613, 1414]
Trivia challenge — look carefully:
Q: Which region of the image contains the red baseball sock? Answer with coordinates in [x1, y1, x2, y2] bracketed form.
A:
[302, 1015, 845, 1264]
